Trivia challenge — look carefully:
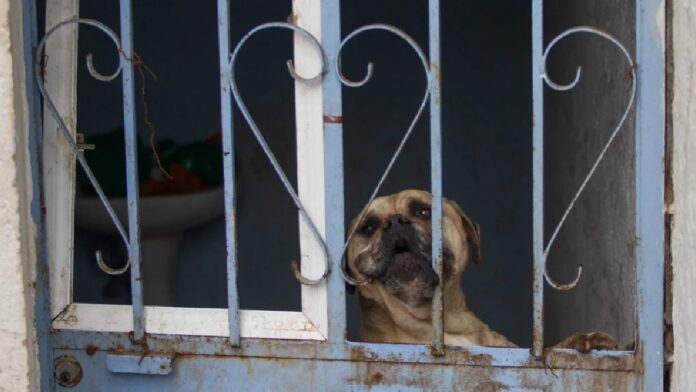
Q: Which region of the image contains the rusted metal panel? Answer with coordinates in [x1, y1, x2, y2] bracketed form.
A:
[54, 349, 637, 391]
[52, 330, 636, 372]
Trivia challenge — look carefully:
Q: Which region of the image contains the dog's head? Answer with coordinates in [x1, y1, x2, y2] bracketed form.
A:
[346, 189, 481, 307]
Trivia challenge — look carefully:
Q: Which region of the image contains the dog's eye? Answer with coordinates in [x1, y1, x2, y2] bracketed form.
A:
[360, 224, 376, 235]
[419, 208, 431, 218]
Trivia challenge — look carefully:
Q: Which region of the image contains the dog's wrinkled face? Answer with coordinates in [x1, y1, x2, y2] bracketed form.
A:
[347, 190, 481, 307]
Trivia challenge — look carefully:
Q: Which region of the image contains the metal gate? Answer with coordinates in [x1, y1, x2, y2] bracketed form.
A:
[30, 0, 664, 390]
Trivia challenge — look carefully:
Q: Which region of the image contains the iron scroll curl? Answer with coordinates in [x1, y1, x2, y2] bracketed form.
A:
[541, 26, 637, 291]
[36, 18, 132, 275]
[334, 24, 432, 286]
[227, 22, 330, 286]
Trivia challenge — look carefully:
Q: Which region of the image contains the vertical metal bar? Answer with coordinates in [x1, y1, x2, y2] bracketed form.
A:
[429, 0, 445, 356]
[217, 0, 240, 344]
[119, 0, 145, 339]
[22, 0, 55, 387]
[635, 0, 664, 389]
[531, 0, 545, 359]
[321, 0, 347, 343]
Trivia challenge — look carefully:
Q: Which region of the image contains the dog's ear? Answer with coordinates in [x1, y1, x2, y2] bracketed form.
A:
[445, 199, 481, 264]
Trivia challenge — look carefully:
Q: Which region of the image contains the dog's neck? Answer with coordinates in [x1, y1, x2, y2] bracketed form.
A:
[358, 279, 482, 342]
[359, 284, 513, 347]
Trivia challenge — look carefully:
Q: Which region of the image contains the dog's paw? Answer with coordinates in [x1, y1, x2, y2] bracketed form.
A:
[555, 332, 620, 353]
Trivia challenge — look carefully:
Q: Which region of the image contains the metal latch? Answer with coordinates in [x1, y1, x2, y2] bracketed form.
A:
[106, 354, 174, 375]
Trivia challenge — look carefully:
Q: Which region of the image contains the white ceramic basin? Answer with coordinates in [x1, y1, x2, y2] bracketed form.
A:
[75, 187, 225, 237]
[75, 187, 224, 306]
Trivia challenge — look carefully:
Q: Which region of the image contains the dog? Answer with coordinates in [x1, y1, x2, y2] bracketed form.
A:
[346, 189, 619, 351]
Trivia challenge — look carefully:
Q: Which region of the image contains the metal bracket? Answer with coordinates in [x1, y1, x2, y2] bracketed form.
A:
[76, 133, 95, 152]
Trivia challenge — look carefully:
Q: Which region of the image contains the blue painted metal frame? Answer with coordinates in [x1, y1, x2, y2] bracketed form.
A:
[118, 0, 145, 340]
[635, 0, 665, 390]
[428, 0, 445, 356]
[216, 0, 241, 345]
[52, 330, 635, 370]
[321, 0, 348, 343]
[531, 0, 545, 360]
[23, 0, 663, 389]
[20, 0, 54, 389]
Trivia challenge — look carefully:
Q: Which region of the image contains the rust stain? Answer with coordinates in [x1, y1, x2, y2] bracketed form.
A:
[323, 115, 342, 124]
[85, 344, 98, 356]
[473, 381, 505, 392]
[369, 371, 384, 384]
[348, 345, 377, 362]
[286, 11, 297, 26]
[55, 304, 78, 326]
[244, 359, 254, 376]
[431, 62, 441, 82]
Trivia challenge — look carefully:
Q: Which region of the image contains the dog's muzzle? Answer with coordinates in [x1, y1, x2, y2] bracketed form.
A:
[376, 214, 440, 303]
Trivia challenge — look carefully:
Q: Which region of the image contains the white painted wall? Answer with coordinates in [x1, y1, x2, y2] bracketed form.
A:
[671, 0, 696, 390]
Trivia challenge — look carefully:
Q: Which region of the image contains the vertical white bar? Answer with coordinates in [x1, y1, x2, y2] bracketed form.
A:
[531, 0, 545, 357]
[293, 0, 328, 338]
[43, 1, 79, 318]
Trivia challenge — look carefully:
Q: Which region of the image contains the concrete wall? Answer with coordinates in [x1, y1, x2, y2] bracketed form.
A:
[670, 0, 696, 390]
[0, 0, 39, 390]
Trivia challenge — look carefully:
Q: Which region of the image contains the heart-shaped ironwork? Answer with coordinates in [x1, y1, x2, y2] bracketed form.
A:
[228, 23, 431, 286]
[541, 27, 636, 290]
[36, 18, 133, 275]
[37, 19, 636, 292]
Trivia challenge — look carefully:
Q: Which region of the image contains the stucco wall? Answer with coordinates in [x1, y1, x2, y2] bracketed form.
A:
[0, 0, 36, 390]
[670, 0, 696, 390]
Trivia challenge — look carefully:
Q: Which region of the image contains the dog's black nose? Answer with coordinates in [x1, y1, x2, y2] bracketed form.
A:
[383, 214, 411, 230]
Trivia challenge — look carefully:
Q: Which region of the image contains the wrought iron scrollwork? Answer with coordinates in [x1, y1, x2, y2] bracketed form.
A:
[227, 23, 431, 286]
[541, 27, 636, 291]
[334, 24, 432, 286]
[38, 18, 635, 291]
[36, 18, 132, 275]
[227, 23, 330, 285]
